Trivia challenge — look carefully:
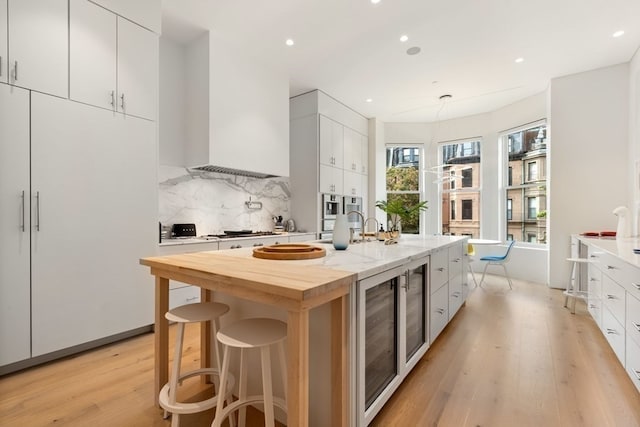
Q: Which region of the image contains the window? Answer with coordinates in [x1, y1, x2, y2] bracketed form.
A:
[527, 162, 538, 181]
[527, 197, 537, 219]
[502, 123, 547, 244]
[439, 139, 481, 237]
[462, 200, 473, 220]
[462, 169, 472, 187]
[385, 145, 422, 234]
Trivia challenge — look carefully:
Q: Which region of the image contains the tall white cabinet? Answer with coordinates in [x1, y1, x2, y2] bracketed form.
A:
[0, 85, 30, 366]
[290, 90, 369, 235]
[0, 0, 7, 83]
[0, 0, 159, 372]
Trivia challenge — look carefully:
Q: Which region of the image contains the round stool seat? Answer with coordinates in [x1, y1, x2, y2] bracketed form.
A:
[165, 301, 229, 323]
[217, 318, 287, 348]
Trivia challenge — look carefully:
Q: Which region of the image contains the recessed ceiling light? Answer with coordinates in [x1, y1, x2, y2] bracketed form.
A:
[366, 98, 373, 103]
[406, 46, 421, 55]
[613, 30, 625, 38]
[400, 35, 409, 43]
[370, 0, 381, 4]
[285, 39, 295, 46]
[515, 57, 524, 63]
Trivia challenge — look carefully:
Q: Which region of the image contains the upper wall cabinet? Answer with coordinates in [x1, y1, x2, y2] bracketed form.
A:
[70, 0, 158, 120]
[7, 0, 68, 98]
[89, 0, 161, 33]
[0, 0, 7, 84]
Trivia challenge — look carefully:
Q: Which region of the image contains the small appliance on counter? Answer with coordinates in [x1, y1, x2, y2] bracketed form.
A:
[273, 215, 285, 232]
[171, 223, 197, 238]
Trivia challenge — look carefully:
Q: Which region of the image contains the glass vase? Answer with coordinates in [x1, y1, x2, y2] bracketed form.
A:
[332, 213, 350, 250]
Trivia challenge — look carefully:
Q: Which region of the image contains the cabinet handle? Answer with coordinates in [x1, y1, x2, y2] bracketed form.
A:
[20, 190, 25, 232]
[13, 60, 17, 81]
[435, 308, 445, 315]
[436, 267, 445, 272]
[452, 258, 460, 263]
[634, 370, 640, 381]
[35, 191, 40, 231]
[590, 277, 597, 282]
[633, 323, 640, 332]
[632, 283, 640, 291]
[606, 294, 616, 300]
[186, 296, 198, 302]
[0, 56, 2, 76]
[606, 328, 618, 335]
[110, 90, 115, 108]
[589, 304, 596, 309]
[253, 243, 263, 247]
[403, 271, 410, 291]
[606, 265, 616, 270]
[120, 93, 125, 111]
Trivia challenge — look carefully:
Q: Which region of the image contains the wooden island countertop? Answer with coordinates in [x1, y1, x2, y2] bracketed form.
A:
[140, 249, 355, 427]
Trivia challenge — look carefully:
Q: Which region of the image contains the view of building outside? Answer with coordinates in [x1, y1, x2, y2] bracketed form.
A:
[440, 140, 481, 237]
[385, 146, 421, 233]
[504, 124, 547, 244]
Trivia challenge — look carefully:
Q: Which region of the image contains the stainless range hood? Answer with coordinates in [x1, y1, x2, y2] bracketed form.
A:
[191, 164, 278, 179]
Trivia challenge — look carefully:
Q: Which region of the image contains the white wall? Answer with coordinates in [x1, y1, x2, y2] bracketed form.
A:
[629, 48, 640, 231]
[158, 37, 187, 166]
[549, 63, 629, 288]
[384, 94, 549, 284]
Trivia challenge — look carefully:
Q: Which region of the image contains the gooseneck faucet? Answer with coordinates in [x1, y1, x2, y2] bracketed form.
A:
[346, 210, 366, 243]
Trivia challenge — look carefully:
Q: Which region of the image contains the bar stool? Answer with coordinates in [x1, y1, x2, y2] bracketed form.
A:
[212, 318, 288, 427]
[564, 258, 593, 314]
[159, 302, 235, 427]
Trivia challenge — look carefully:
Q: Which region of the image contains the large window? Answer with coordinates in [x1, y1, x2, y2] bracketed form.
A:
[385, 145, 422, 234]
[439, 139, 481, 237]
[502, 123, 547, 244]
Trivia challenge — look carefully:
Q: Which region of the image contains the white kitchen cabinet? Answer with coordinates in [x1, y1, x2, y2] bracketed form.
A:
[319, 115, 343, 169]
[70, 0, 158, 120]
[343, 126, 360, 173]
[7, 0, 68, 98]
[360, 133, 369, 175]
[218, 236, 285, 250]
[0, 84, 31, 367]
[0, 0, 7, 84]
[448, 245, 464, 318]
[429, 283, 449, 343]
[587, 262, 603, 327]
[89, 0, 160, 33]
[320, 164, 344, 195]
[627, 337, 640, 393]
[343, 169, 363, 197]
[29, 92, 156, 357]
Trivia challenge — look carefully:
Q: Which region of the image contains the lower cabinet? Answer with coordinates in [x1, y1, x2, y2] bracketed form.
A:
[430, 284, 449, 341]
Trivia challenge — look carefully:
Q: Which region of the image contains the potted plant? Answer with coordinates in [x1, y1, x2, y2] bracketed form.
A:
[375, 198, 428, 236]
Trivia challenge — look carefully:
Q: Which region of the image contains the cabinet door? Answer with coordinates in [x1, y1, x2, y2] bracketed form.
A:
[30, 93, 156, 356]
[319, 164, 343, 195]
[343, 127, 360, 173]
[344, 169, 362, 197]
[430, 283, 449, 343]
[402, 260, 427, 365]
[117, 17, 158, 120]
[360, 133, 369, 175]
[0, 0, 7, 84]
[0, 85, 30, 366]
[8, 0, 68, 97]
[70, 0, 117, 110]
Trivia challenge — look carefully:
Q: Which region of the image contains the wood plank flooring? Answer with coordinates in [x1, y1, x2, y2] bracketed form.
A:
[1, 276, 639, 426]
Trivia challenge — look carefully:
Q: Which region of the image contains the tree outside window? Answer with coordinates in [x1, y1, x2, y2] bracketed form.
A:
[385, 146, 422, 234]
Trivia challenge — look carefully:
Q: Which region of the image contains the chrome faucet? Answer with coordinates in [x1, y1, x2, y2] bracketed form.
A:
[346, 210, 366, 243]
[363, 217, 380, 241]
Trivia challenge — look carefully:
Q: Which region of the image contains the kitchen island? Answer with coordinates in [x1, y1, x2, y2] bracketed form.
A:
[140, 234, 467, 426]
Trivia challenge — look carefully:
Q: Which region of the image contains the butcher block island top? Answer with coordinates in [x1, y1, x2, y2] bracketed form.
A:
[139, 235, 466, 427]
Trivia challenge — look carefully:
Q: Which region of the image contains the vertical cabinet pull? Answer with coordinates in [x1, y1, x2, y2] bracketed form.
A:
[0, 56, 2, 76]
[13, 60, 18, 81]
[120, 93, 125, 111]
[110, 90, 115, 108]
[20, 190, 25, 232]
[35, 191, 40, 231]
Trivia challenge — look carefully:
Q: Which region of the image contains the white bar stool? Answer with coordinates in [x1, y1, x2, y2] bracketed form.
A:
[212, 318, 288, 427]
[564, 258, 593, 314]
[159, 302, 235, 427]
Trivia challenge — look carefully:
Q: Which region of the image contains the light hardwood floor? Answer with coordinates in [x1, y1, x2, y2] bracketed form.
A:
[1, 276, 639, 426]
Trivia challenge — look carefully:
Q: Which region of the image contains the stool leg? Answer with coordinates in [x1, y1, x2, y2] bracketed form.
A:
[261, 346, 275, 427]
[169, 322, 185, 427]
[278, 341, 287, 404]
[239, 348, 248, 427]
[571, 262, 578, 314]
[212, 344, 231, 427]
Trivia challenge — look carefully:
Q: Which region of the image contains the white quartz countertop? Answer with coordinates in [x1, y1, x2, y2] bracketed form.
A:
[211, 235, 467, 281]
[576, 235, 640, 268]
[159, 232, 314, 247]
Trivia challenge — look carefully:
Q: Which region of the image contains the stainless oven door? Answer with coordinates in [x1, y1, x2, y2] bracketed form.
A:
[344, 196, 363, 229]
[323, 194, 341, 219]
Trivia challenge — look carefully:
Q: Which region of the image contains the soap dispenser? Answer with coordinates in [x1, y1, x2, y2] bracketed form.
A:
[613, 206, 631, 238]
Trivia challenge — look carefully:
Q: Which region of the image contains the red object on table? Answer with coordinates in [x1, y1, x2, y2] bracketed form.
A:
[600, 231, 616, 237]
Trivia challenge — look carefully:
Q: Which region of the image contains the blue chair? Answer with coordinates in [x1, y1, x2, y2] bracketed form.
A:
[479, 240, 516, 289]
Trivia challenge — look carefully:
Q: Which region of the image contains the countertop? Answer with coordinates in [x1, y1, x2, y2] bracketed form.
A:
[575, 235, 640, 268]
[159, 232, 315, 247]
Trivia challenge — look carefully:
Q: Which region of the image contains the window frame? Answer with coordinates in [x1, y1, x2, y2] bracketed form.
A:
[385, 144, 425, 234]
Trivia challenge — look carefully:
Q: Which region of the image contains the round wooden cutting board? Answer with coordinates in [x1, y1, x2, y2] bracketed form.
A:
[253, 244, 326, 260]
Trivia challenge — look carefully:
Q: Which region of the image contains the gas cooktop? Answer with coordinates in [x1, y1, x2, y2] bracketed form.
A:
[202, 231, 279, 239]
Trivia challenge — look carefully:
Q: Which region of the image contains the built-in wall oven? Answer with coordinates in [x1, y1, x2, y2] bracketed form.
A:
[321, 194, 342, 239]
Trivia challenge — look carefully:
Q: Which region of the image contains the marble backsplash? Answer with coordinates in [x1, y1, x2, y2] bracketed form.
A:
[159, 165, 291, 235]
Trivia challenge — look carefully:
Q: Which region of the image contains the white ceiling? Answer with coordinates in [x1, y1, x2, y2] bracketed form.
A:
[162, 0, 640, 122]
